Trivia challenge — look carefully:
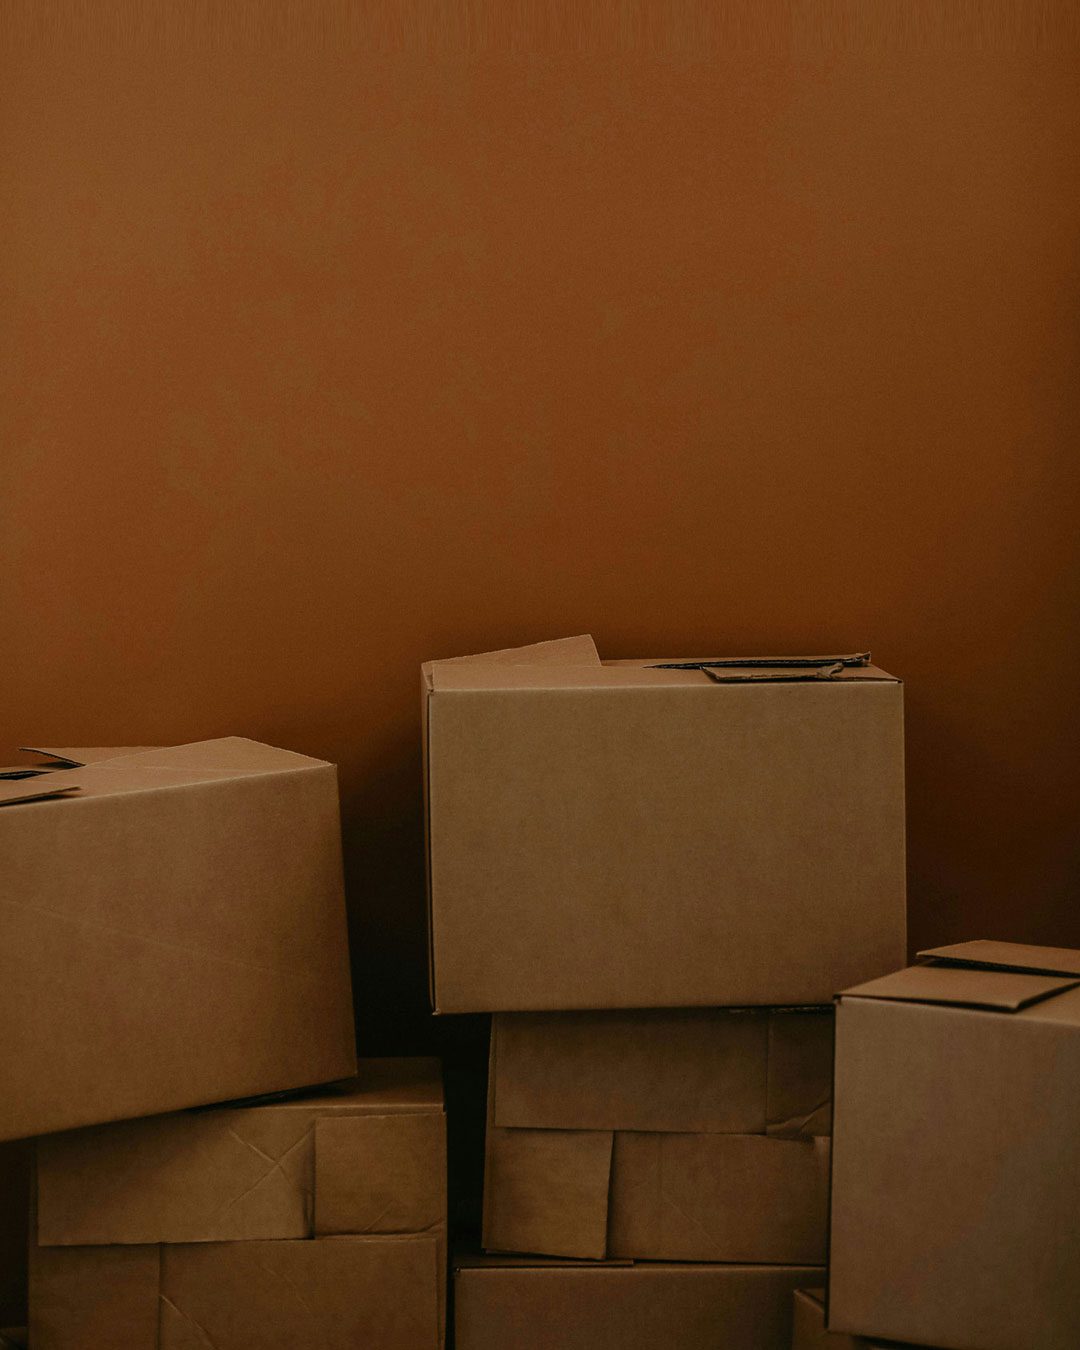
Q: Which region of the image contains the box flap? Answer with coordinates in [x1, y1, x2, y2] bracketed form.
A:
[842, 964, 1079, 1011]
[918, 939, 1080, 978]
[19, 747, 161, 767]
[314, 1111, 446, 1237]
[424, 635, 600, 687]
[3, 739, 331, 807]
[483, 1127, 612, 1261]
[0, 778, 80, 808]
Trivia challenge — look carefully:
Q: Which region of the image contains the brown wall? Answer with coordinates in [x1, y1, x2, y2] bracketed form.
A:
[4, 20, 1080, 1056]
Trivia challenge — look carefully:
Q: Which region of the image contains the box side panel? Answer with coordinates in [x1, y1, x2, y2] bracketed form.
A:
[0, 764, 356, 1140]
[608, 1133, 829, 1263]
[829, 999, 1080, 1350]
[455, 1263, 822, 1350]
[430, 683, 904, 1011]
[37, 1108, 314, 1246]
[159, 1237, 440, 1350]
[29, 1243, 159, 1350]
[492, 1009, 769, 1132]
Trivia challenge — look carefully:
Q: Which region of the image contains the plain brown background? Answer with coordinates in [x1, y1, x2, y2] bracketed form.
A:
[3, 3, 1080, 1322]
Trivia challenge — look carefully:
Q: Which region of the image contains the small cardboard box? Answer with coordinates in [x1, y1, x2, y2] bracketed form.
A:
[455, 1255, 822, 1350]
[829, 941, 1080, 1350]
[483, 1008, 832, 1261]
[31, 1059, 446, 1349]
[0, 740, 357, 1141]
[423, 636, 905, 1012]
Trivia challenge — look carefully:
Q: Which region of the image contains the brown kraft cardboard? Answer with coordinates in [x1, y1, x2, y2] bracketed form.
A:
[483, 1008, 832, 1261]
[423, 636, 905, 1011]
[0, 740, 357, 1141]
[791, 1290, 904, 1349]
[828, 941, 1080, 1350]
[30, 1060, 446, 1348]
[455, 1255, 823, 1350]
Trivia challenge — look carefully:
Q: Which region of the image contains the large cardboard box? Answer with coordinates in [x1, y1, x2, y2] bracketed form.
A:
[0, 740, 357, 1141]
[423, 636, 905, 1012]
[31, 1060, 446, 1349]
[829, 941, 1080, 1350]
[484, 1008, 832, 1261]
[455, 1255, 822, 1350]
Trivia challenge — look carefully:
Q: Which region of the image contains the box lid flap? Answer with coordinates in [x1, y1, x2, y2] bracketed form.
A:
[0, 777, 81, 807]
[424, 635, 599, 684]
[918, 939, 1080, 978]
[19, 746, 162, 767]
[843, 963, 1079, 1011]
[1, 739, 330, 806]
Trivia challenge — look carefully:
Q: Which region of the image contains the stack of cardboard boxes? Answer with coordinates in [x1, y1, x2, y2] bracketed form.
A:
[5, 645, 1078, 1350]
[422, 636, 908, 1349]
[2, 741, 446, 1348]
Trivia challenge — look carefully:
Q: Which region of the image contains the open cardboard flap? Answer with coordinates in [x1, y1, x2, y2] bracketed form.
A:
[842, 964, 1079, 1012]
[844, 940, 1080, 1012]
[918, 939, 1080, 978]
[19, 748, 162, 767]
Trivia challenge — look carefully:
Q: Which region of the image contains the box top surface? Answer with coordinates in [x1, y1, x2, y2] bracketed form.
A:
[842, 940, 1080, 1017]
[237, 1057, 444, 1114]
[425, 635, 896, 692]
[0, 738, 331, 810]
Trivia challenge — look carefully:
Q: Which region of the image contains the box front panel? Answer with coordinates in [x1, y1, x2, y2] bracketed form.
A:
[430, 682, 904, 1011]
[830, 998, 1080, 1350]
[455, 1263, 821, 1350]
[159, 1237, 440, 1350]
[1, 764, 356, 1140]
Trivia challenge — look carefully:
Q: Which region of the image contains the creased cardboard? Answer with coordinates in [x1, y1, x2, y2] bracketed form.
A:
[0, 738, 357, 1141]
[829, 942, 1080, 1350]
[484, 1011, 831, 1261]
[31, 1062, 446, 1348]
[31, 1237, 440, 1350]
[423, 636, 905, 1011]
[36, 1059, 444, 1248]
[455, 1256, 823, 1350]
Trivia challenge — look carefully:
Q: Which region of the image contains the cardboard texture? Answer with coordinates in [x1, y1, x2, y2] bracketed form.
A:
[829, 942, 1080, 1350]
[455, 1256, 823, 1350]
[31, 1061, 446, 1348]
[0, 739, 357, 1142]
[791, 1290, 899, 1350]
[31, 1238, 440, 1350]
[423, 636, 905, 1011]
[484, 1010, 832, 1261]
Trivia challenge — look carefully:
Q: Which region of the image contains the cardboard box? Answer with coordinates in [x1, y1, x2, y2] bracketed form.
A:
[0, 740, 357, 1141]
[829, 941, 1080, 1350]
[484, 1008, 832, 1261]
[31, 1059, 446, 1348]
[31, 1238, 441, 1350]
[791, 1290, 897, 1349]
[423, 636, 905, 1012]
[455, 1255, 823, 1350]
